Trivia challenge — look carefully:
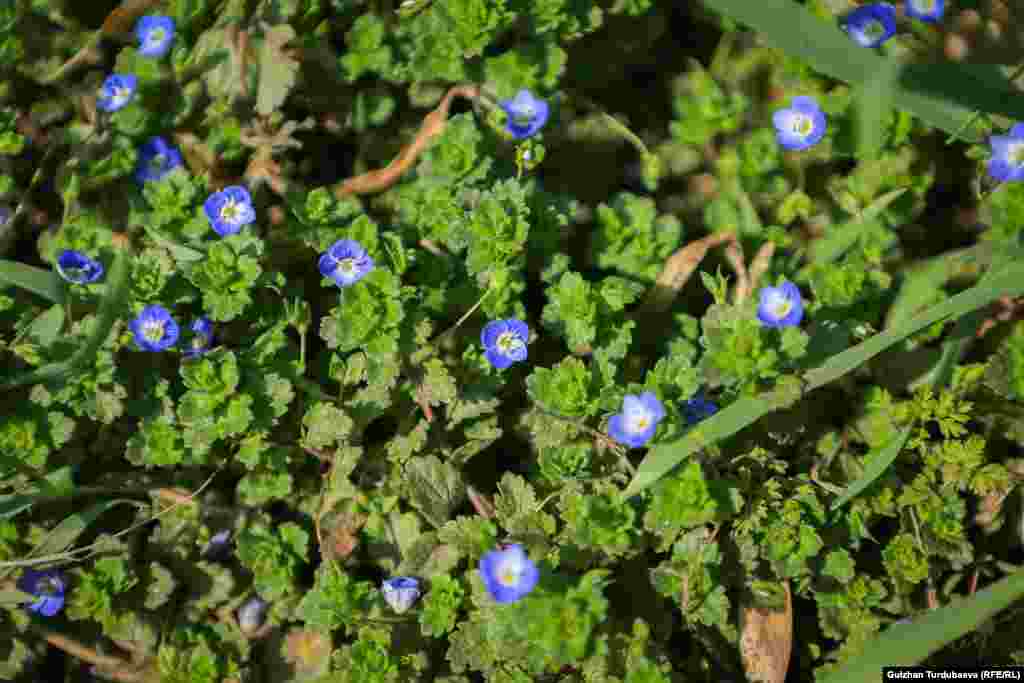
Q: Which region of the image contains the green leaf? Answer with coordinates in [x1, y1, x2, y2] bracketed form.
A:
[2, 247, 131, 388]
[405, 455, 464, 530]
[28, 499, 143, 559]
[808, 188, 906, 264]
[701, 0, 1024, 143]
[0, 589, 34, 605]
[0, 259, 65, 304]
[256, 24, 299, 117]
[626, 260, 1024, 497]
[822, 569, 1024, 682]
[854, 58, 898, 160]
[0, 466, 75, 521]
[26, 305, 66, 348]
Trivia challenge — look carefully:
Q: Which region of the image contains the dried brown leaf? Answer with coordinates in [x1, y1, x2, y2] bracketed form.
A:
[739, 581, 793, 683]
[640, 231, 737, 313]
[334, 84, 480, 197]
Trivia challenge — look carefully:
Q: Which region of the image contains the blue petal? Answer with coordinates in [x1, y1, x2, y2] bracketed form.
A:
[481, 320, 511, 349]
[637, 392, 666, 422]
[485, 347, 514, 370]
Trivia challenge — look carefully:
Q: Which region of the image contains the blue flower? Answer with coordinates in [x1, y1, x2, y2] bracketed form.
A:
[500, 89, 549, 140]
[481, 319, 529, 370]
[757, 281, 804, 328]
[237, 597, 269, 633]
[318, 239, 374, 287]
[130, 304, 180, 352]
[988, 123, 1024, 183]
[17, 569, 66, 617]
[772, 97, 827, 151]
[134, 136, 183, 184]
[56, 250, 104, 284]
[184, 317, 214, 358]
[135, 14, 175, 58]
[381, 577, 421, 614]
[684, 394, 719, 425]
[479, 544, 539, 604]
[842, 3, 897, 48]
[97, 74, 138, 113]
[905, 0, 943, 22]
[608, 392, 665, 449]
[203, 185, 256, 237]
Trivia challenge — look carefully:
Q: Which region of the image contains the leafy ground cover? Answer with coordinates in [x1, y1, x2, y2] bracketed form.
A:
[4, 0, 1024, 681]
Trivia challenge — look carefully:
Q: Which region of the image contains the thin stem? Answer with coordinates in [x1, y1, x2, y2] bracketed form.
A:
[32, 626, 143, 683]
[432, 284, 494, 344]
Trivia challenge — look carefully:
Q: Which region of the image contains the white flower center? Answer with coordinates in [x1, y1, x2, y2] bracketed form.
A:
[497, 331, 522, 353]
[499, 567, 518, 586]
[146, 28, 166, 46]
[911, 0, 935, 10]
[791, 114, 813, 137]
[338, 258, 357, 275]
[111, 86, 131, 106]
[142, 319, 165, 343]
[628, 414, 651, 434]
[219, 200, 241, 224]
[1009, 143, 1024, 166]
[149, 154, 166, 172]
[862, 19, 885, 40]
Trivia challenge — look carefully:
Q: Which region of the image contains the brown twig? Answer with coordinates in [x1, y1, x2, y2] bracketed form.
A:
[333, 84, 480, 197]
[35, 627, 146, 683]
[976, 295, 1024, 339]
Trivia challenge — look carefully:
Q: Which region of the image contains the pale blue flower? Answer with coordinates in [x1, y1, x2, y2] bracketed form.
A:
[479, 544, 539, 604]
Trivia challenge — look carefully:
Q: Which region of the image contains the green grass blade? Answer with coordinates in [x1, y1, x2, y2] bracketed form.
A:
[700, 0, 1024, 143]
[808, 188, 906, 264]
[0, 466, 75, 520]
[823, 569, 1024, 682]
[0, 259, 65, 304]
[1, 247, 130, 388]
[625, 260, 1024, 497]
[27, 499, 142, 560]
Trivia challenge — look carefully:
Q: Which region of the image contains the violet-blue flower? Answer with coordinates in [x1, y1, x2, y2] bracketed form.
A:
[608, 392, 665, 449]
[237, 597, 269, 633]
[481, 319, 529, 370]
[772, 96, 827, 151]
[479, 544, 539, 604]
[130, 304, 180, 352]
[757, 281, 804, 328]
[842, 3, 897, 48]
[318, 239, 374, 287]
[382, 577, 421, 614]
[684, 394, 719, 425]
[203, 185, 256, 237]
[905, 0, 944, 22]
[135, 14, 175, 58]
[134, 136, 183, 184]
[184, 317, 214, 358]
[97, 74, 137, 113]
[17, 569, 66, 617]
[500, 89, 549, 140]
[56, 250, 104, 284]
[988, 123, 1024, 183]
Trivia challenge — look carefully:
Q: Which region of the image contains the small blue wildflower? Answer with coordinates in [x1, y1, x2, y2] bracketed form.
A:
[56, 250, 104, 284]
[134, 136, 183, 184]
[684, 394, 719, 425]
[757, 281, 804, 328]
[772, 97, 827, 151]
[130, 304, 180, 352]
[842, 3, 897, 48]
[184, 317, 214, 359]
[237, 597, 269, 633]
[479, 544, 539, 604]
[905, 0, 944, 22]
[203, 185, 256, 237]
[97, 74, 138, 113]
[202, 529, 233, 560]
[381, 577, 421, 614]
[318, 239, 374, 287]
[988, 123, 1024, 183]
[481, 319, 529, 370]
[608, 392, 665, 449]
[135, 14, 175, 58]
[17, 569, 66, 617]
[500, 89, 549, 140]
